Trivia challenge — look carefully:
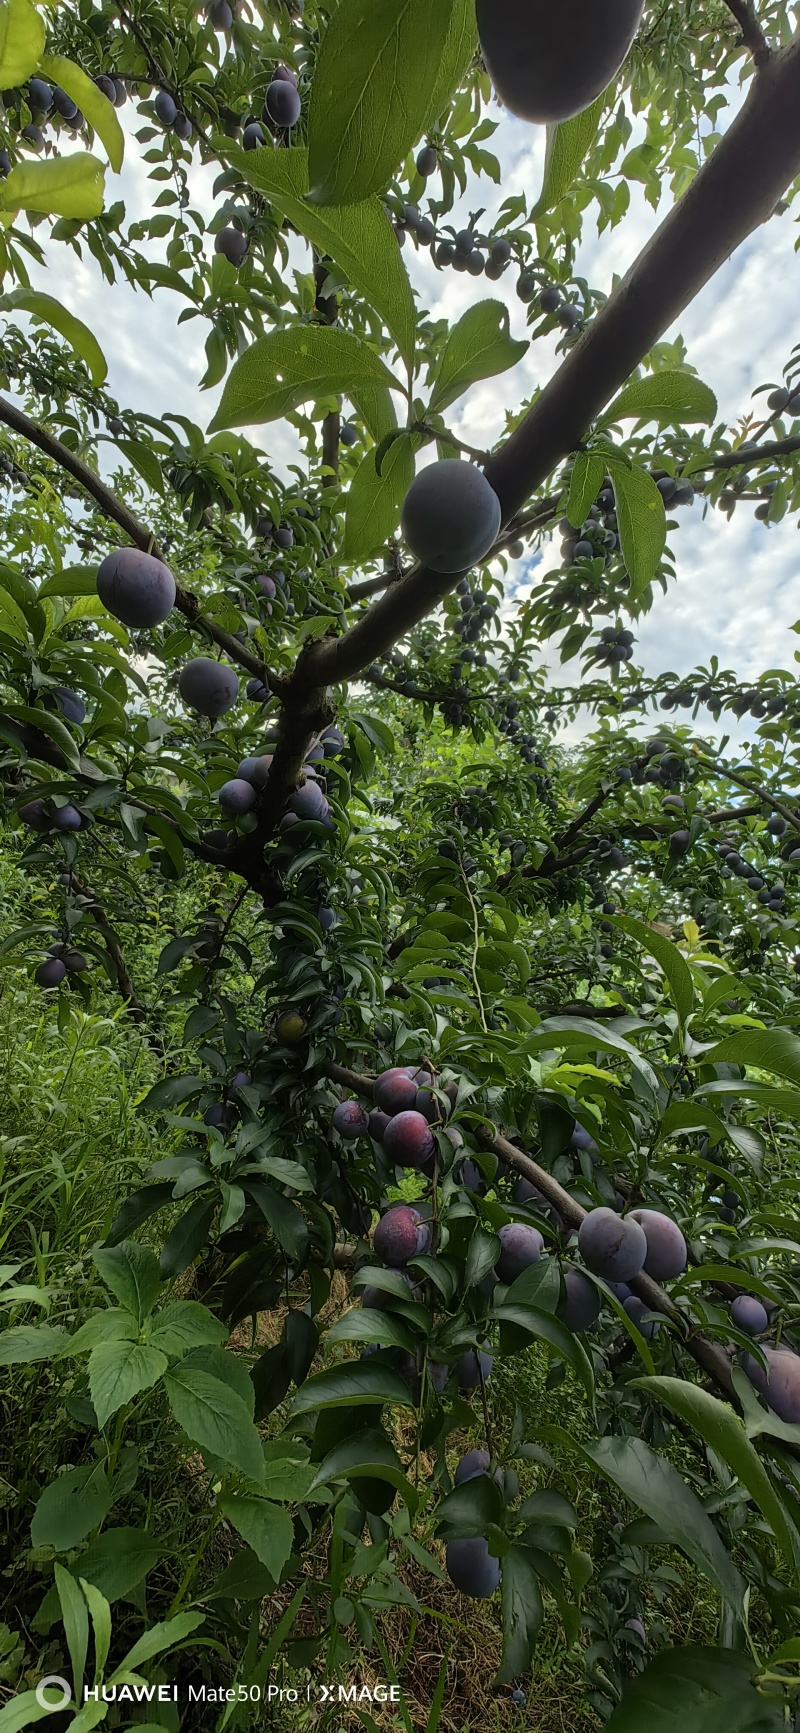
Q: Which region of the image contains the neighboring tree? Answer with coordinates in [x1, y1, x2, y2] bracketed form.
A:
[2, 0, 800, 1723]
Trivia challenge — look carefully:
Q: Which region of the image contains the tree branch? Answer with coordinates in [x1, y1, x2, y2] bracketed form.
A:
[0, 394, 282, 692]
[721, 0, 771, 62]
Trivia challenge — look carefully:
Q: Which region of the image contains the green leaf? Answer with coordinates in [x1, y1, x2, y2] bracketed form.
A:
[54, 1563, 88, 1708]
[307, 0, 456, 207]
[582, 1435, 746, 1613]
[606, 459, 667, 598]
[603, 1646, 784, 1732]
[566, 452, 605, 532]
[326, 1307, 416, 1352]
[0, 1690, 63, 1731]
[0, 582, 30, 643]
[31, 1464, 112, 1552]
[497, 1546, 544, 1684]
[342, 434, 416, 561]
[41, 55, 125, 172]
[228, 145, 415, 368]
[465, 1224, 501, 1291]
[68, 1529, 166, 1603]
[493, 1304, 594, 1401]
[0, 290, 107, 385]
[163, 1365, 265, 1483]
[289, 1360, 415, 1415]
[111, 1611, 204, 1680]
[424, 0, 478, 125]
[209, 326, 402, 432]
[37, 563, 98, 600]
[611, 914, 694, 1023]
[532, 98, 604, 217]
[80, 1577, 111, 1685]
[0, 0, 44, 86]
[89, 1340, 168, 1429]
[633, 1377, 800, 1580]
[601, 370, 717, 429]
[350, 382, 398, 443]
[0, 153, 106, 219]
[158, 1197, 216, 1278]
[704, 1028, 800, 1087]
[0, 1322, 68, 1364]
[147, 1301, 228, 1357]
[248, 1184, 308, 1263]
[428, 300, 528, 416]
[140, 1072, 205, 1109]
[93, 1241, 160, 1326]
[217, 1493, 294, 1582]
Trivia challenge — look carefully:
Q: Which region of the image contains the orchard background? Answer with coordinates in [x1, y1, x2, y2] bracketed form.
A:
[1, 0, 800, 1727]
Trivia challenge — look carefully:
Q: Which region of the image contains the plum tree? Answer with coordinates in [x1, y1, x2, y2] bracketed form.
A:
[382, 1109, 435, 1167]
[400, 460, 502, 574]
[332, 1099, 369, 1139]
[475, 0, 644, 124]
[496, 1221, 544, 1282]
[630, 1209, 687, 1280]
[275, 1010, 306, 1045]
[731, 1295, 769, 1336]
[578, 1208, 648, 1281]
[178, 658, 239, 718]
[96, 548, 176, 627]
[445, 1537, 501, 1598]
[373, 1204, 428, 1266]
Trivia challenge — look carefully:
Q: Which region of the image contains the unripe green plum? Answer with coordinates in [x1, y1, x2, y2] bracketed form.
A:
[476, 0, 644, 125]
[400, 460, 502, 575]
[97, 547, 176, 628]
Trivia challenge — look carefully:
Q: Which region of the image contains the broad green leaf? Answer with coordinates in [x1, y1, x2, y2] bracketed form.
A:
[247, 1184, 308, 1263]
[147, 1301, 228, 1356]
[289, 1360, 415, 1415]
[342, 434, 416, 561]
[533, 98, 604, 217]
[0, 583, 30, 643]
[217, 1493, 294, 1582]
[3, 701, 81, 768]
[0, 154, 106, 219]
[37, 564, 98, 600]
[704, 1028, 800, 1088]
[228, 145, 415, 367]
[601, 370, 717, 429]
[163, 1366, 265, 1483]
[606, 458, 667, 598]
[93, 1241, 160, 1326]
[209, 326, 402, 431]
[428, 300, 528, 416]
[0, 1690, 63, 1731]
[158, 1197, 216, 1278]
[111, 1611, 204, 1680]
[307, 0, 456, 207]
[582, 1435, 745, 1613]
[0, 1322, 68, 1364]
[497, 1546, 544, 1684]
[68, 1529, 166, 1602]
[31, 1464, 111, 1552]
[525, 1017, 659, 1094]
[612, 914, 694, 1023]
[0, 0, 44, 86]
[633, 1377, 800, 1580]
[350, 382, 398, 443]
[424, 0, 478, 125]
[55, 1563, 88, 1706]
[0, 290, 107, 384]
[41, 55, 125, 172]
[493, 1304, 594, 1402]
[566, 452, 605, 532]
[89, 1340, 168, 1429]
[603, 1646, 784, 1732]
[326, 1307, 416, 1352]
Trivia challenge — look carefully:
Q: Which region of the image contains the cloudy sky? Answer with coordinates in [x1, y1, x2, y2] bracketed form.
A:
[16, 69, 800, 715]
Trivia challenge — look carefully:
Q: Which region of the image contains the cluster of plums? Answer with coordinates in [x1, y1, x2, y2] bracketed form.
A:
[33, 938, 88, 991]
[210, 724, 344, 834]
[716, 840, 788, 910]
[0, 73, 127, 161]
[516, 272, 583, 336]
[20, 795, 92, 836]
[590, 625, 635, 668]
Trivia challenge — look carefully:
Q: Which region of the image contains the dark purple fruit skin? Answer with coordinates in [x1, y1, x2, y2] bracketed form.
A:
[578, 1207, 647, 1281]
[53, 804, 83, 831]
[97, 548, 176, 628]
[743, 1346, 800, 1422]
[289, 780, 326, 820]
[36, 958, 67, 987]
[264, 79, 301, 127]
[496, 1222, 544, 1283]
[20, 798, 50, 831]
[373, 1067, 418, 1114]
[215, 227, 248, 266]
[178, 657, 239, 718]
[382, 1110, 435, 1168]
[454, 1448, 491, 1483]
[558, 1269, 602, 1333]
[630, 1208, 687, 1280]
[373, 1204, 425, 1267]
[400, 459, 502, 575]
[237, 755, 271, 788]
[731, 1295, 768, 1336]
[332, 1099, 369, 1140]
[446, 1537, 501, 1598]
[368, 1108, 391, 1142]
[218, 778, 257, 817]
[624, 1294, 660, 1339]
[454, 1346, 493, 1389]
[476, 0, 644, 125]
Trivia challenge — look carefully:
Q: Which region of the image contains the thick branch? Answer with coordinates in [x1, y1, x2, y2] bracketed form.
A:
[304, 32, 800, 688]
[721, 0, 770, 61]
[0, 395, 281, 691]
